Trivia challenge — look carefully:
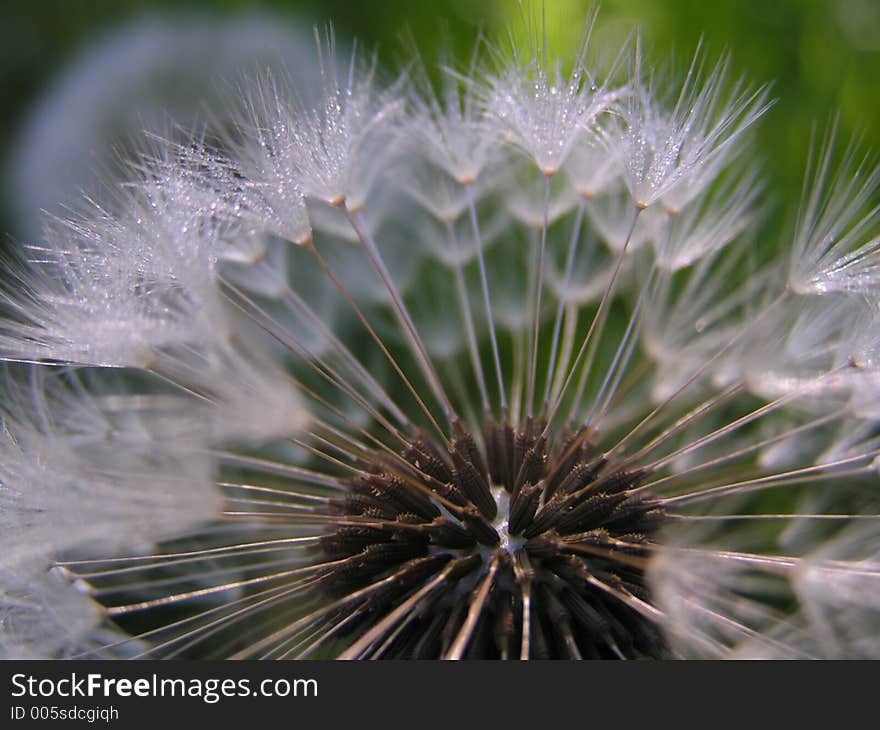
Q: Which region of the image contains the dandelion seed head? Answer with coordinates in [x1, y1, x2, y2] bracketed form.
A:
[1, 12, 880, 659]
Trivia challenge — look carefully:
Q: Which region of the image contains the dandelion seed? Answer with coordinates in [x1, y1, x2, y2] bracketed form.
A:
[1, 15, 879, 660]
[788, 124, 880, 295]
[620, 41, 772, 212]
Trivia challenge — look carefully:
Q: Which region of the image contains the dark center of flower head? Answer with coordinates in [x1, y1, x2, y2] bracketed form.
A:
[319, 418, 668, 659]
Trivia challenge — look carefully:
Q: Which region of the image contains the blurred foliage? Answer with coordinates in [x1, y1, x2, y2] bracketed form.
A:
[1, 0, 879, 239]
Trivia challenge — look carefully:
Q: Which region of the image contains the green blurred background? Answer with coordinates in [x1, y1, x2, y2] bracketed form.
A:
[2, 0, 879, 240]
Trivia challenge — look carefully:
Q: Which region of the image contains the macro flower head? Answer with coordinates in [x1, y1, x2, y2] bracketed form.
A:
[2, 12, 880, 660]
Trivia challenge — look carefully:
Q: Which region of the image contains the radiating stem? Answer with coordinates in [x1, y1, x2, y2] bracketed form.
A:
[608, 289, 792, 458]
[348, 209, 456, 425]
[527, 174, 553, 416]
[586, 265, 659, 427]
[543, 196, 586, 405]
[546, 205, 642, 431]
[304, 238, 449, 445]
[446, 220, 490, 412]
[465, 182, 507, 412]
